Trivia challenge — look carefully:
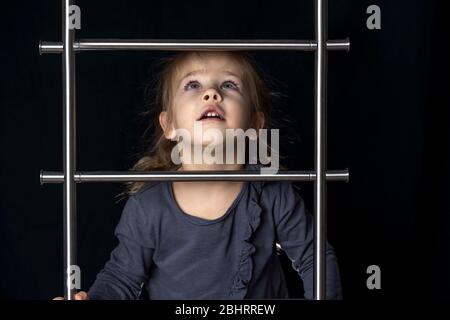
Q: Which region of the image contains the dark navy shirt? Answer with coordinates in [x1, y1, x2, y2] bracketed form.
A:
[88, 166, 343, 300]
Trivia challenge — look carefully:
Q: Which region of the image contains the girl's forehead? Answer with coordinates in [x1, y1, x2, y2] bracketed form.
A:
[175, 53, 243, 80]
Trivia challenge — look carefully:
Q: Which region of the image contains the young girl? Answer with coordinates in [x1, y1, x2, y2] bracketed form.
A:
[63, 51, 342, 300]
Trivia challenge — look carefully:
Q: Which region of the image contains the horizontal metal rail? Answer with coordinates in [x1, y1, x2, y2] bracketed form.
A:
[40, 169, 349, 184]
[39, 38, 350, 54]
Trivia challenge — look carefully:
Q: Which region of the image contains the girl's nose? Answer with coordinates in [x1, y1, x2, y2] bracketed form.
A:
[202, 88, 222, 102]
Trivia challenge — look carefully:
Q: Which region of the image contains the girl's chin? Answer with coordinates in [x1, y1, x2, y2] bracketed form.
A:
[197, 140, 225, 147]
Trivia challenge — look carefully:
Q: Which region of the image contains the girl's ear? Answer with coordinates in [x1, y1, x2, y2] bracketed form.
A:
[159, 111, 176, 140]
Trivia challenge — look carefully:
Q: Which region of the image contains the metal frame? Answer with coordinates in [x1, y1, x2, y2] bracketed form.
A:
[40, 0, 350, 300]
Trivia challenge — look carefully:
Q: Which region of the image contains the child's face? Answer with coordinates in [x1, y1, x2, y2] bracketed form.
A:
[160, 53, 255, 146]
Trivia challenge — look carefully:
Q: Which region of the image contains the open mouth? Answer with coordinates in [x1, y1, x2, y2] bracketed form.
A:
[197, 111, 225, 121]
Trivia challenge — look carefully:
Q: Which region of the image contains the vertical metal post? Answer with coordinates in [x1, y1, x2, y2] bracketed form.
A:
[313, 0, 328, 300]
[62, 0, 77, 300]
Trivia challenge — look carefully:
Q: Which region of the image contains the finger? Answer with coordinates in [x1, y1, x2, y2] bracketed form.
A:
[53, 297, 65, 300]
[75, 291, 89, 300]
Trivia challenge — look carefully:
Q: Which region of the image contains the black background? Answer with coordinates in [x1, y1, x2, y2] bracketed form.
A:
[1, 0, 449, 300]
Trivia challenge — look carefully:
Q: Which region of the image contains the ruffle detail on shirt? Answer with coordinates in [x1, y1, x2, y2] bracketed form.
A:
[227, 181, 264, 299]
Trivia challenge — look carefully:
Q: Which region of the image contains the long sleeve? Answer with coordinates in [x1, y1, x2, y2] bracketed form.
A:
[274, 183, 343, 300]
[88, 196, 155, 300]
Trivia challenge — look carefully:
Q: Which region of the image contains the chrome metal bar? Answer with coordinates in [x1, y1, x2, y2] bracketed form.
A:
[62, 0, 77, 300]
[314, 0, 328, 300]
[40, 169, 349, 184]
[39, 38, 350, 54]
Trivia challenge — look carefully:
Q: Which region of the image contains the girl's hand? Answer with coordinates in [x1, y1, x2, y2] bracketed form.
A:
[53, 291, 89, 300]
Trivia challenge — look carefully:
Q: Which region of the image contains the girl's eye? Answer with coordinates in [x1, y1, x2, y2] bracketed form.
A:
[184, 81, 201, 90]
[183, 80, 239, 91]
[222, 80, 239, 90]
